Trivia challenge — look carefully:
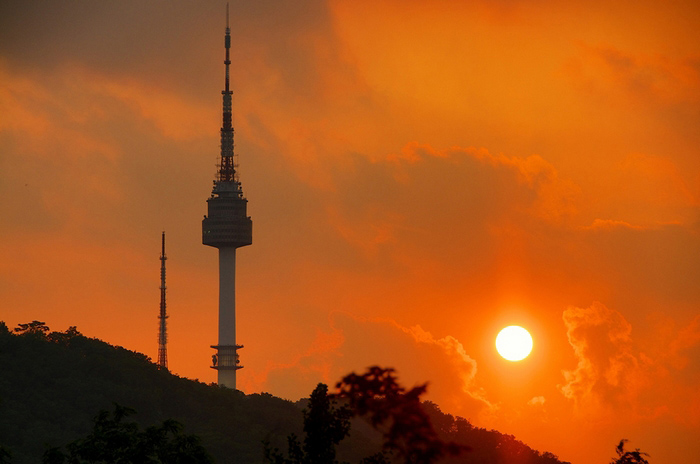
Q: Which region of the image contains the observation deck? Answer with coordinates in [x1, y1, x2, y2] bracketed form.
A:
[210, 344, 243, 371]
[202, 181, 252, 249]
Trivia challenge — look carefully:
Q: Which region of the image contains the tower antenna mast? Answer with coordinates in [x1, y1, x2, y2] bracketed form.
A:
[219, 1, 235, 183]
[157, 231, 168, 370]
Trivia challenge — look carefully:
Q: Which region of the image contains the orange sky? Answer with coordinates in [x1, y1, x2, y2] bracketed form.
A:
[1, 1, 699, 462]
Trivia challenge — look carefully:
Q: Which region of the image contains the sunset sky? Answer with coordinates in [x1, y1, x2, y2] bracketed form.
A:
[1, 1, 699, 462]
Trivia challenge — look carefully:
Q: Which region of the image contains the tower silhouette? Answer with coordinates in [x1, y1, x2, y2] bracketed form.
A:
[202, 5, 252, 389]
[157, 231, 168, 370]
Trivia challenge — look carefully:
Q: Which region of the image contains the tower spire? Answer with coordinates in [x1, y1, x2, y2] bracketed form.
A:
[218, 2, 235, 185]
[157, 231, 168, 370]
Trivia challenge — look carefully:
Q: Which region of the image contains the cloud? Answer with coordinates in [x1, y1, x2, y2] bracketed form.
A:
[583, 218, 686, 232]
[392, 322, 495, 413]
[584, 219, 647, 231]
[481, 146, 580, 222]
[528, 396, 546, 407]
[668, 314, 700, 370]
[99, 76, 215, 141]
[396, 142, 581, 223]
[315, 142, 581, 278]
[249, 312, 496, 420]
[559, 302, 648, 412]
[557, 304, 700, 430]
[564, 41, 700, 152]
[244, 325, 346, 397]
[574, 152, 700, 230]
[571, 44, 700, 108]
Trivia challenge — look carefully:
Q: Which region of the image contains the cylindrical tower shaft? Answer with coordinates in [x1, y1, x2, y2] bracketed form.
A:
[218, 247, 236, 346]
[215, 247, 239, 387]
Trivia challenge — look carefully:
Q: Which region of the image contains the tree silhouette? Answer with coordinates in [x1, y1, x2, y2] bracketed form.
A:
[304, 384, 352, 463]
[13, 321, 50, 338]
[266, 366, 467, 464]
[335, 366, 467, 464]
[611, 439, 650, 464]
[42, 404, 213, 463]
[47, 326, 82, 346]
[265, 383, 352, 464]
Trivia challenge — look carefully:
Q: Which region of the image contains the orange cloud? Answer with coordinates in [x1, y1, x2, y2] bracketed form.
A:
[100, 77, 215, 141]
[247, 312, 497, 421]
[559, 302, 649, 413]
[392, 322, 496, 414]
[569, 44, 700, 109]
[584, 219, 647, 231]
[667, 315, 700, 370]
[324, 142, 580, 256]
[0, 63, 53, 134]
[243, 325, 346, 396]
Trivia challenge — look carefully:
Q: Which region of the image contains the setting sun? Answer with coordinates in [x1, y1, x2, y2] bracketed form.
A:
[496, 326, 533, 362]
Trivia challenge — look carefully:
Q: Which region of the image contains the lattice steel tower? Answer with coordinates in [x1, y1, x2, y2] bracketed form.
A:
[157, 231, 168, 370]
[202, 5, 252, 389]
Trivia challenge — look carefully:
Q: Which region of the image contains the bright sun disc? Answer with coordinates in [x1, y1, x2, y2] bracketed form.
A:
[496, 326, 533, 361]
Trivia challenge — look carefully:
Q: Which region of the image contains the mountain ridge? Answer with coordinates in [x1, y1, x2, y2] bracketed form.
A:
[0, 322, 568, 464]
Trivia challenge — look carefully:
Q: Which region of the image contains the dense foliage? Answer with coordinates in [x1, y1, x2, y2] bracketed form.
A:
[0, 321, 571, 464]
[267, 366, 568, 464]
[334, 367, 467, 463]
[265, 383, 353, 464]
[0, 321, 303, 463]
[43, 404, 213, 463]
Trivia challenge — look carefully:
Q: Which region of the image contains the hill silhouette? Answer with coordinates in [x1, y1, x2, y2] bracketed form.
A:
[0, 322, 569, 463]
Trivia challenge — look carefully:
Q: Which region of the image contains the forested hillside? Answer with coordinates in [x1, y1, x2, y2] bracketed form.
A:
[0, 322, 568, 463]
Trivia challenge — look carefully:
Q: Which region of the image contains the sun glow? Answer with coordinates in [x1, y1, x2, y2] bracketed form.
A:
[496, 326, 533, 362]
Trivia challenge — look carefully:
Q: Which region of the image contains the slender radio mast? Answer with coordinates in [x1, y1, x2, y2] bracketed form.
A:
[202, 3, 252, 389]
[157, 231, 168, 370]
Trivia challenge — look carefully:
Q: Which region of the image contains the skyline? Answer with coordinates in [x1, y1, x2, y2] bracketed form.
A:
[1, 1, 699, 463]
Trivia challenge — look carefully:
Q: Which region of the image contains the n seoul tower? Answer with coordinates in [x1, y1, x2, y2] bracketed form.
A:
[202, 5, 252, 389]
